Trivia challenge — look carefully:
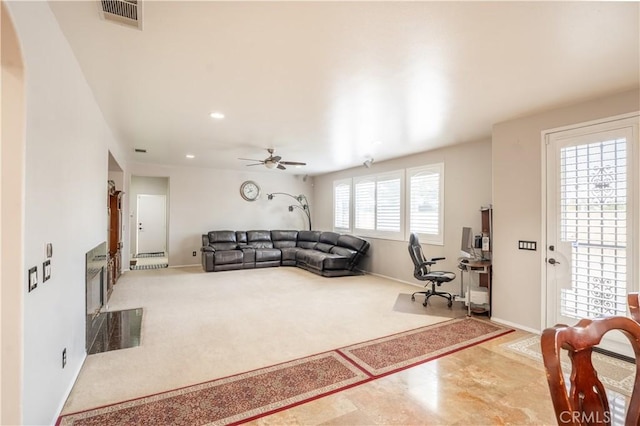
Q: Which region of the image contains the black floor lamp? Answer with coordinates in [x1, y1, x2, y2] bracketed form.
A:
[267, 192, 312, 230]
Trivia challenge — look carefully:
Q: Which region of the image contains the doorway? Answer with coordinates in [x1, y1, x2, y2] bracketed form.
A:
[130, 176, 169, 269]
[136, 194, 166, 255]
[545, 114, 638, 356]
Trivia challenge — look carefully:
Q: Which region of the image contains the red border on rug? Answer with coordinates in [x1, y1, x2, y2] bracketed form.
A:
[57, 318, 514, 426]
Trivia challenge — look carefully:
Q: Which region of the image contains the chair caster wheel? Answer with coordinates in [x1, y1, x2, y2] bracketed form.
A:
[448, 300, 453, 308]
[411, 295, 415, 301]
[423, 301, 428, 307]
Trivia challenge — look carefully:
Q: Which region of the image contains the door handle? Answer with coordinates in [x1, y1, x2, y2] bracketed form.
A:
[548, 258, 560, 265]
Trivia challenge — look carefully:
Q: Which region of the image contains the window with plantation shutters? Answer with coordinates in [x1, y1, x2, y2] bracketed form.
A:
[376, 177, 401, 231]
[354, 179, 375, 230]
[407, 164, 444, 245]
[353, 171, 404, 239]
[333, 179, 351, 231]
[333, 164, 443, 242]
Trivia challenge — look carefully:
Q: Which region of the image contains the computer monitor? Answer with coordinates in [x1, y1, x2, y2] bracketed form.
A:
[460, 227, 474, 258]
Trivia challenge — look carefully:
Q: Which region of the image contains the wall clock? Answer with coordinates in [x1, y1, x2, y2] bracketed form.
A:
[240, 180, 260, 201]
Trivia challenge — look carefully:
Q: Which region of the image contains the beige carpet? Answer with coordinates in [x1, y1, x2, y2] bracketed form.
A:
[503, 335, 635, 397]
[63, 267, 450, 413]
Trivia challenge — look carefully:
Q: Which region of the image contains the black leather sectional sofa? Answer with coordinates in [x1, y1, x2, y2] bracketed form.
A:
[201, 230, 369, 277]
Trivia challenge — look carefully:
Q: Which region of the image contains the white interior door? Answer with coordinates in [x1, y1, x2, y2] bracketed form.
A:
[136, 194, 167, 255]
[545, 116, 638, 356]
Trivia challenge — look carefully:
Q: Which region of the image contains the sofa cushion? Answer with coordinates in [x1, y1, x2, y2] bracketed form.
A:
[315, 243, 334, 253]
[271, 230, 299, 249]
[330, 246, 357, 258]
[236, 231, 248, 244]
[297, 250, 327, 269]
[214, 250, 243, 265]
[322, 254, 350, 270]
[280, 247, 302, 262]
[319, 231, 340, 245]
[337, 234, 369, 252]
[247, 230, 274, 249]
[297, 250, 349, 271]
[207, 230, 238, 251]
[297, 230, 320, 249]
[255, 248, 281, 262]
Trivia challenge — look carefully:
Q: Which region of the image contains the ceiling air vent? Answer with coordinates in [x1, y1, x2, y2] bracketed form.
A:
[98, 0, 143, 30]
[134, 148, 147, 153]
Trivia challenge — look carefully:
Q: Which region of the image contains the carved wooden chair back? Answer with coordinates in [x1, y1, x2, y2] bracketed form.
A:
[628, 292, 640, 323]
[541, 315, 640, 425]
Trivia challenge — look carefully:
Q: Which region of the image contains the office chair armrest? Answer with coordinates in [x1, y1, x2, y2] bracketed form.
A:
[417, 260, 436, 268]
[429, 257, 445, 262]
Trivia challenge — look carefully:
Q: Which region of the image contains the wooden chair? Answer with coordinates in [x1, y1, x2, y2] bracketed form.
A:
[541, 315, 640, 425]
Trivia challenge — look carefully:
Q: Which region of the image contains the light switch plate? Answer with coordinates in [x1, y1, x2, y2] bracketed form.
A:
[43, 260, 51, 282]
[28, 266, 38, 292]
[518, 240, 537, 251]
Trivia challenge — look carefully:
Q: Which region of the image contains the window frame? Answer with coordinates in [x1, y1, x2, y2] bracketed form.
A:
[353, 170, 405, 240]
[333, 178, 352, 232]
[406, 163, 445, 245]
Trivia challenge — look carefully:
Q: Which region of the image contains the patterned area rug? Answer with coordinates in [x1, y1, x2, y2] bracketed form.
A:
[503, 335, 634, 397]
[339, 317, 512, 376]
[57, 318, 512, 425]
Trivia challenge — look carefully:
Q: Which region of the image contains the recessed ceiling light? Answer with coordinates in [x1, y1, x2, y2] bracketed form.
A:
[186, 154, 195, 159]
[209, 112, 225, 119]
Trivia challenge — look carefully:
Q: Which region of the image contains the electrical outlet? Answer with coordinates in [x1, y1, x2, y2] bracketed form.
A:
[192, 251, 197, 256]
[62, 348, 67, 368]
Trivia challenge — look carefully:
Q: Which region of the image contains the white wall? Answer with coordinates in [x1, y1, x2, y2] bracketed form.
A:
[313, 139, 492, 293]
[492, 89, 640, 332]
[6, 2, 129, 424]
[128, 163, 314, 267]
[1, 2, 25, 423]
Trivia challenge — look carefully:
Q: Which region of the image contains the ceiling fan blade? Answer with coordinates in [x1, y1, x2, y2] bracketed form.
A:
[277, 164, 286, 170]
[238, 158, 264, 162]
[279, 161, 306, 166]
[246, 163, 264, 167]
[271, 155, 282, 162]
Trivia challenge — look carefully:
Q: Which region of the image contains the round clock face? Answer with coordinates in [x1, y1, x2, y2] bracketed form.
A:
[240, 181, 260, 201]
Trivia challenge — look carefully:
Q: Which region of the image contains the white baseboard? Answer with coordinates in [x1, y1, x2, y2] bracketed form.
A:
[53, 351, 87, 424]
[168, 263, 200, 268]
[490, 317, 540, 334]
[364, 271, 424, 288]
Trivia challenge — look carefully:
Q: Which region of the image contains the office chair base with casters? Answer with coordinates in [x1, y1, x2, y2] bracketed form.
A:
[411, 289, 454, 307]
[408, 233, 456, 309]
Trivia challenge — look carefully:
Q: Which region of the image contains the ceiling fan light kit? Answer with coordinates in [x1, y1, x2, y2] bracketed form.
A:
[238, 148, 306, 171]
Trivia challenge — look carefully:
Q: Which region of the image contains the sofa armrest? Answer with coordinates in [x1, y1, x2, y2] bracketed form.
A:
[201, 247, 215, 271]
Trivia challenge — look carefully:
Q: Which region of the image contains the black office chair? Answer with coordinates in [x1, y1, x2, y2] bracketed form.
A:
[408, 233, 456, 307]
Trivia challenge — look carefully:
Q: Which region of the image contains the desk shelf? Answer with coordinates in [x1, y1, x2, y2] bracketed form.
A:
[458, 259, 492, 317]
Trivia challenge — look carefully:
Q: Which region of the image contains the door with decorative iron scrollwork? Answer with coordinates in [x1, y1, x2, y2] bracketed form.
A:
[546, 116, 638, 356]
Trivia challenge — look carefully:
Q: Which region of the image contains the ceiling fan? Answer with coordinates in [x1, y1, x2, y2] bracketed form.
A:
[239, 148, 307, 170]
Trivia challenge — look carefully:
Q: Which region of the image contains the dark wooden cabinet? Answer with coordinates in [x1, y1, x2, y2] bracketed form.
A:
[107, 182, 123, 296]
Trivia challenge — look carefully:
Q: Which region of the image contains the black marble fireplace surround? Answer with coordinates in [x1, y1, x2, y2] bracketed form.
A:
[85, 242, 107, 352]
[85, 242, 142, 354]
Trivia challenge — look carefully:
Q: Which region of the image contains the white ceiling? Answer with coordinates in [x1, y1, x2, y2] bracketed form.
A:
[49, 1, 639, 175]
